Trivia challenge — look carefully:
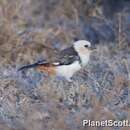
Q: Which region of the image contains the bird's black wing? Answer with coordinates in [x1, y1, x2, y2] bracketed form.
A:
[53, 46, 80, 65]
[18, 47, 80, 71]
[18, 60, 49, 71]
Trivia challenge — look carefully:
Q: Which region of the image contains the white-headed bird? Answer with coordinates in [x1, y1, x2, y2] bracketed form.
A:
[18, 40, 96, 81]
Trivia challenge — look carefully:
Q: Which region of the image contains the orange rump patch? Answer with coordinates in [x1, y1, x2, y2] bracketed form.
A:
[36, 65, 56, 75]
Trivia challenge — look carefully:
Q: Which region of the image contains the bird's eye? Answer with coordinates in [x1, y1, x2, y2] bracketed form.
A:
[84, 45, 88, 48]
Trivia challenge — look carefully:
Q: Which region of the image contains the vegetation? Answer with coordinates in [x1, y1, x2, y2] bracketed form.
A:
[0, 0, 130, 130]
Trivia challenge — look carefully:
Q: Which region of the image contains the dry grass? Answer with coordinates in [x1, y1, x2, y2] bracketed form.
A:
[0, 0, 130, 130]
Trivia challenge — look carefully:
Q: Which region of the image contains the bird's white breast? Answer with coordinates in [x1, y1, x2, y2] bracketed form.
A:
[55, 61, 81, 80]
[75, 47, 90, 67]
[79, 53, 90, 67]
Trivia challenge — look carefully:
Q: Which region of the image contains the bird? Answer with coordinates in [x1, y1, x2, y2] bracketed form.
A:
[18, 40, 96, 82]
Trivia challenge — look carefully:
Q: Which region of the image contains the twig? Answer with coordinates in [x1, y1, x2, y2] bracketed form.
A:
[122, 58, 130, 81]
[118, 13, 122, 49]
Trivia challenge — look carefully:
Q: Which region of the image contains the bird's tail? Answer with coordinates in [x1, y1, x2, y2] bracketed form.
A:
[18, 60, 48, 71]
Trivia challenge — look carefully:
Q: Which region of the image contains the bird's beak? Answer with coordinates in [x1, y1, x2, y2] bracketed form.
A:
[89, 46, 96, 50]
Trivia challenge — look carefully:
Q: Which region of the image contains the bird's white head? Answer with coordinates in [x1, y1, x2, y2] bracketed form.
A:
[73, 40, 96, 66]
[73, 40, 96, 53]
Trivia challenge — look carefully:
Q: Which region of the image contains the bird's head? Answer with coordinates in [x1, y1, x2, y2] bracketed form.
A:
[73, 40, 96, 66]
[73, 40, 96, 54]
